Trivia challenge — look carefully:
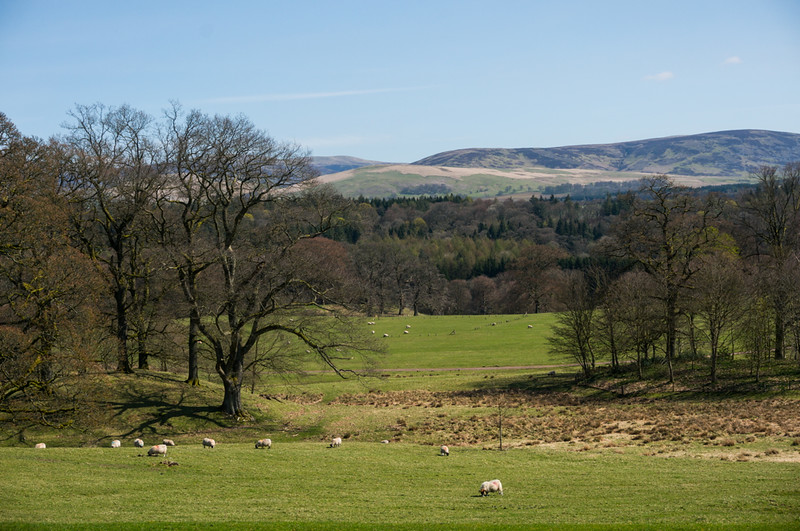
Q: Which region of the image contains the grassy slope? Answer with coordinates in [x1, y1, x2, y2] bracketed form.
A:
[325, 166, 749, 199]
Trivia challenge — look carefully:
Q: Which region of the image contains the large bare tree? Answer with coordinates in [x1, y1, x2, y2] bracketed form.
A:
[158, 108, 374, 416]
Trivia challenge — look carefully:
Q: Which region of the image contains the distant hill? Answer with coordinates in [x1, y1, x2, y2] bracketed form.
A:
[413, 130, 800, 177]
[312, 156, 389, 176]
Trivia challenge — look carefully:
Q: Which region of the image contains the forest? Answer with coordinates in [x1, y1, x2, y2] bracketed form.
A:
[2, 104, 800, 423]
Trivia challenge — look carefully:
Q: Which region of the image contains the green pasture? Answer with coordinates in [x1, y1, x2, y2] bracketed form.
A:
[2, 442, 797, 529]
[332, 313, 558, 372]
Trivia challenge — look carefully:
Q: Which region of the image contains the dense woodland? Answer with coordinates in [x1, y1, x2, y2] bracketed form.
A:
[2, 105, 799, 424]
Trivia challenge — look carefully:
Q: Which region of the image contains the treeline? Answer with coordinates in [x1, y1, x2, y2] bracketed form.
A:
[1, 104, 799, 424]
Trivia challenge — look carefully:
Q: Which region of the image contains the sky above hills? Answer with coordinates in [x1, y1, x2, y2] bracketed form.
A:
[1, 0, 799, 163]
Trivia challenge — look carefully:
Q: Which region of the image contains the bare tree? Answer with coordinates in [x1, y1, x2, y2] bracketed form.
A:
[738, 163, 800, 359]
[61, 104, 166, 373]
[610, 176, 723, 382]
[687, 251, 745, 385]
[157, 108, 374, 416]
[547, 270, 598, 378]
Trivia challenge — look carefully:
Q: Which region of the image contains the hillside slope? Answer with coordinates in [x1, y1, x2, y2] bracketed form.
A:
[312, 155, 389, 175]
[413, 130, 800, 176]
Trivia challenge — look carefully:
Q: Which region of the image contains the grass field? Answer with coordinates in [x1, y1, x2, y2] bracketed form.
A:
[1, 442, 798, 529]
[2, 312, 800, 529]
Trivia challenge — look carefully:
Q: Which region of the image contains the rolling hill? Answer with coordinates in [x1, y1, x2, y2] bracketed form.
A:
[315, 130, 800, 198]
[413, 130, 800, 176]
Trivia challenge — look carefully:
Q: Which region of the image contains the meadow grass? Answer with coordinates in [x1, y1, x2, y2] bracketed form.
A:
[337, 313, 558, 371]
[1, 442, 797, 529]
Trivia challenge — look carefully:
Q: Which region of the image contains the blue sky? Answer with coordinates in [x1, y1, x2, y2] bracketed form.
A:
[1, 0, 799, 162]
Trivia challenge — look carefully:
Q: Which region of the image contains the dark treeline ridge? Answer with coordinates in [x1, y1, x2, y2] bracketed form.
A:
[1, 105, 799, 425]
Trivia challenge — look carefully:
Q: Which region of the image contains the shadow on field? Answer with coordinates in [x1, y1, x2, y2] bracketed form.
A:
[108, 380, 228, 438]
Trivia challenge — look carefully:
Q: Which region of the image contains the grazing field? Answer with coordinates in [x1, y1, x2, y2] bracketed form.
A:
[1, 442, 798, 529]
[344, 313, 558, 371]
[3, 312, 800, 529]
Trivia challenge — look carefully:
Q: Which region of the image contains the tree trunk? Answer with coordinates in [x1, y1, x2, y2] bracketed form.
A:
[665, 298, 677, 384]
[774, 313, 785, 360]
[115, 290, 133, 373]
[186, 314, 201, 386]
[137, 344, 149, 370]
[221, 376, 244, 417]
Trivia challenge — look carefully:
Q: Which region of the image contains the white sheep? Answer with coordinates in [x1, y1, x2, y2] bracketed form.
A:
[133, 438, 144, 448]
[34, 443, 46, 449]
[381, 440, 390, 444]
[479, 479, 503, 496]
[111, 439, 121, 448]
[147, 444, 167, 457]
[383, 333, 389, 337]
[202, 437, 216, 449]
[440, 444, 449, 456]
[403, 330, 409, 334]
[330, 437, 342, 448]
[255, 438, 272, 449]
[163, 439, 175, 446]
[405, 325, 411, 328]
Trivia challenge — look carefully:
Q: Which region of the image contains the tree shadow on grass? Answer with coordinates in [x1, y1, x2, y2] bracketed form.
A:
[105, 379, 228, 440]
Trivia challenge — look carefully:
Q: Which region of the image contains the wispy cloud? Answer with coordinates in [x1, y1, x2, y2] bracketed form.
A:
[644, 71, 674, 82]
[723, 56, 743, 65]
[199, 87, 425, 105]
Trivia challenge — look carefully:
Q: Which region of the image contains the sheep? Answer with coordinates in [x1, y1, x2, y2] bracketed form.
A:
[110, 440, 121, 448]
[147, 444, 167, 457]
[133, 438, 144, 448]
[403, 330, 409, 334]
[479, 479, 503, 496]
[255, 438, 272, 449]
[381, 440, 390, 444]
[329, 437, 342, 448]
[163, 439, 175, 446]
[383, 333, 389, 337]
[202, 437, 216, 449]
[528, 324, 533, 328]
[440, 445, 449, 456]
[34, 443, 46, 449]
[405, 324, 411, 328]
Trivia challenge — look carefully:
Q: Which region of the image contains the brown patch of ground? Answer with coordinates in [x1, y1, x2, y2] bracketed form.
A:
[329, 388, 800, 453]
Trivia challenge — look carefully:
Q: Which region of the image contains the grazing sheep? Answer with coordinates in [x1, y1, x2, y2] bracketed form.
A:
[528, 324, 533, 328]
[479, 479, 503, 496]
[133, 438, 144, 448]
[163, 439, 175, 446]
[381, 440, 390, 444]
[405, 325, 411, 328]
[330, 437, 342, 448]
[34, 443, 46, 449]
[202, 438, 216, 449]
[440, 445, 449, 456]
[403, 330, 409, 334]
[255, 438, 272, 449]
[383, 333, 389, 337]
[147, 444, 167, 457]
[111, 440, 121, 448]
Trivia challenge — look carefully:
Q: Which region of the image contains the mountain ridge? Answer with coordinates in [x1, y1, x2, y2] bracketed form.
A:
[410, 129, 800, 176]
